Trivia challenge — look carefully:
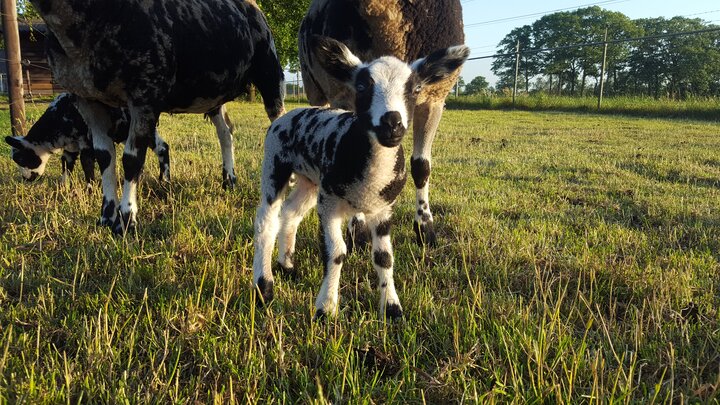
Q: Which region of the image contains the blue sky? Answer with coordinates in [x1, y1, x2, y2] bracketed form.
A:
[460, 0, 720, 85]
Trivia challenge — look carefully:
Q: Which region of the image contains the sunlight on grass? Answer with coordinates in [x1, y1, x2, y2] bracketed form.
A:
[0, 100, 719, 402]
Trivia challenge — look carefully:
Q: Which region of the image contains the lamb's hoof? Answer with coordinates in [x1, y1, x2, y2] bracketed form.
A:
[413, 220, 437, 247]
[346, 218, 371, 254]
[96, 216, 114, 228]
[385, 303, 404, 321]
[158, 171, 171, 184]
[275, 263, 299, 281]
[255, 277, 274, 307]
[112, 211, 137, 236]
[313, 308, 327, 322]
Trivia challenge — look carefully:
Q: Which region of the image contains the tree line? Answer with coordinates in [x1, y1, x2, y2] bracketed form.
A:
[488, 6, 720, 99]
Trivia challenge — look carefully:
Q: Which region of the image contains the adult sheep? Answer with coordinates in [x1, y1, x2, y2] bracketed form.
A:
[30, 0, 285, 234]
[299, 0, 465, 248]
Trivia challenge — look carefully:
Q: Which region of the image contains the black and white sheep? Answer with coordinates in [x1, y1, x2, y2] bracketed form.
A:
[30, 0, 285, 234]
[299, 0, 465, 247]
[253, 36, 469, 319]
[5, 93, 169, 188]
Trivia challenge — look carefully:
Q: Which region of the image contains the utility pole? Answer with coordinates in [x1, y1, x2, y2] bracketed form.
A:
[512, 40, 520, 108]
[597, 26, 609, 110]
[1, 0, 26, 135]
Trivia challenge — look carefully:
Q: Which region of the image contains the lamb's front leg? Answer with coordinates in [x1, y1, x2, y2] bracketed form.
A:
[115, 107, 156, 235]
[315, 198, 347, 319]
[60, 150, 78, 185]
[368, 210, 403, 320]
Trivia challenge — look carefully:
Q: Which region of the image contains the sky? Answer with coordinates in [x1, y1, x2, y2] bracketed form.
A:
[460, 0, 720, 86]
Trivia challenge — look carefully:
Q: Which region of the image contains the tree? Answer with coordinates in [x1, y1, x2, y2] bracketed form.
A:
[491, 25, 540, 93]
[256, 0, 312, 70]
[464, 76, 489, 95]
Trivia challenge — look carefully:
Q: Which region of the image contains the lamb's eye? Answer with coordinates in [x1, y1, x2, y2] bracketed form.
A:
[413, 84, 422, 94]
[357, 83, 366, 92]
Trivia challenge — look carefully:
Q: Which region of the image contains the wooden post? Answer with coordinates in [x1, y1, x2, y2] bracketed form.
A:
[1, 0, 26, 135]
[25, 69, 33, 99]
[512, 40, 520, 108]
[598, 26, 609, 110]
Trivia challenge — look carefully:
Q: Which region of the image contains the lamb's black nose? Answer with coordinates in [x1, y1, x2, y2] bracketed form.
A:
[380, 111, 402, 131]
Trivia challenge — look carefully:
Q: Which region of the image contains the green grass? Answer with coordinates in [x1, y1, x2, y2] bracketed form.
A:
[447, 94, 720, 121]
[1, 100, 720, 403]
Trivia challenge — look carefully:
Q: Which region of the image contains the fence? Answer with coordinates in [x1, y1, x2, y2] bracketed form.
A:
[466, 26, 720, 109]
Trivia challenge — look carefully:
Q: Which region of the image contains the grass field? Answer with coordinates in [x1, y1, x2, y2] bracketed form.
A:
[1, 100, 719, 403]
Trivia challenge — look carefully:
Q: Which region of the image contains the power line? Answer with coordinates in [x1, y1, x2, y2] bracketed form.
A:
[466, 26, 720, 61]
[464, 0, 629, 28]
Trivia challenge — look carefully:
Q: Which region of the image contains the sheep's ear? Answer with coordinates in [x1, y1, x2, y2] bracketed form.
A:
[412, 45, 470, 85]
[312, 35, 362, 85]
[4, 136, 24, 149]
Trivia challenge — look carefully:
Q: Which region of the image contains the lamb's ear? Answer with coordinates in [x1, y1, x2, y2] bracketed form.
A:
[312, 35, 362, 85]
[4, 136, 24, 149]
[412, 45, 470, 85]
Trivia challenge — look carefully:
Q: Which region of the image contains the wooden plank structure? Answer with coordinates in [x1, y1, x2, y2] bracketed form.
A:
[0, 20, 62, 96]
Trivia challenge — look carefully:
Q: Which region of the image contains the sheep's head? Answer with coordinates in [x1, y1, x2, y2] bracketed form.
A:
[4, 136, 51, 182]
[312, 35, 469, 147]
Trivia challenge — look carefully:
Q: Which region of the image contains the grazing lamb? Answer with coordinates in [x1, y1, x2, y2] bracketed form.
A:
[5, 93, 169, 188]
[30, 0, 285, 234]
[5, 94, 240, 190]
[253, 36, 469, 319]
[299, 0, 465, 247]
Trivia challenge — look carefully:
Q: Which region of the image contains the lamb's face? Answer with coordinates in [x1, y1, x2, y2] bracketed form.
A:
[313, 35, 470, 147]
[5, 136, 50, 181]
[355, 57, 419, 148]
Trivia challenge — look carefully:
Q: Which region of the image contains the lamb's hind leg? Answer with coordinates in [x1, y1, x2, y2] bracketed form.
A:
[368, 210, 403, 320]
[208, 105, 236, 189]
[277, 175, 318, 279]
[411, 101, 444, 247]
[253, 153, 293, 306]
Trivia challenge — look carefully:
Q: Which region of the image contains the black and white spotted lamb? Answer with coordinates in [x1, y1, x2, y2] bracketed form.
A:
[5, 93, 170, 188]
[253, 36, 469, 319]
[5, 93, 239, 190]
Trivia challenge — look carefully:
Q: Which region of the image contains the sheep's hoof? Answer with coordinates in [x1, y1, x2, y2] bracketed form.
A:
[413, 220, 437, 247]
[346, 218, 371, 254]
[385, 303, 404, 321]
[255, 277, 274, 307]
[221, 169, 237, 190]
[275, 263, 299, 281]
[112, 211, 136, 236]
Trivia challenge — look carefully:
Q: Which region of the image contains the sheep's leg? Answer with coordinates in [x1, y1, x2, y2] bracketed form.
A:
[60, 150, 78, 184]
[253, 154, 293, 306]
[148, 129, 170, 183]
[315, 198, 347, 319]
[411, 101, 444, 247]
[76, 99, 119, 228]
[346, 213, 371, 254]
[368, 210, 403, 320]
[79, 147, 95, 192]
[277, 175, 318, 279]
[208, 105, 236, 189]
[115, 106, 157, 235]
